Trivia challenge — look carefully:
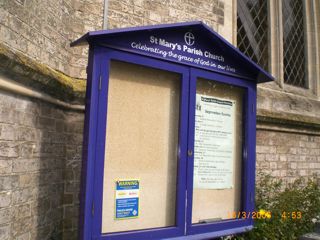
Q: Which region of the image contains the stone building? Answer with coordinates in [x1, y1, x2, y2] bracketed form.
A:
[0, 0, 319, 239]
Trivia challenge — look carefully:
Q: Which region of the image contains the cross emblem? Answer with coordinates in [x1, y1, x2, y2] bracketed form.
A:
[184, 32, 195, 46]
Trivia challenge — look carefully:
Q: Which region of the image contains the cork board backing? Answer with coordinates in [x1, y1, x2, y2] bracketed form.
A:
[192, 78, 244, 223]
[102, 61, 181, 233]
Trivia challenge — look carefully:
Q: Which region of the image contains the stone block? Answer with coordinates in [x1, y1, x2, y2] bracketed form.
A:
[12, 159, 40, 173]
[0, 175, 19, 191]
[62, 230, 78, 240]
[20, 143, 39, 158]
[290, 162, 297, 169]
[298, 147, 309, 155]
[63, 218, 73, 230]
[0, 159, 12, 174]
[63, 205, 79, 218]
[309, 149, 320, 156]
[39, 103, 54, 117]
[299, 170, 308, 176]
[148, 12, 162, 22]
[265, 154, 279, 161]
[305, 156, 317, 162]
[297, 162, 309, 169]
[0, 192, 11, 208]
[289, 147, 297, 154]
[65, 181, 80, 193]
[0, 224, 10, 240]
[17, 127, 38, 141]
[55, 120, 65, 132]
[63, 194, 74, 205]
[0, 124, 16, 141]
[18, 173, 38, 188]
[0, 208, 12, 225]
[299, 141, 307, 147]
[270, 170, 281, 177]
[51, 132, 68, 144]
[288, 154, 300, 162]
[51, 194, 63, 209]
[12, 204, 31, 220]
[287, 173, 298, 179]
[12, 188, 34, 205]
[276, 145, 290, 154]
[16, 232, 30, 240]
[279, 154, 287, 162]
[65, 122, 84, 134]
[257, 161, 269, 169]
[21, 113, 38, 127]
[309, 163, 320, 169]
[30, 197, 50, 217]
[270, 162, 277, 169]
[0, 141, 19, 158]
[37, 117, 56, 130]
[256, 145, 276, 154]
[12, 217, 32, 237]
[256, 153, 266, 162]
[307, 142, 318, 148]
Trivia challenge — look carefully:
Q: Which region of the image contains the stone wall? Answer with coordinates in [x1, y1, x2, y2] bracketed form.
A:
[0, 90, 84, 240]
[0, 0, 234, 78]
[107, 0, 234, 43]
[256, 129, 320, 183]
[0, 0, 104, 79]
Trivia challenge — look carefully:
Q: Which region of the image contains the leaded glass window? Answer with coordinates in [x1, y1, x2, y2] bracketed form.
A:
[283, 0, 306, 88]
[237, 0, 269, 71]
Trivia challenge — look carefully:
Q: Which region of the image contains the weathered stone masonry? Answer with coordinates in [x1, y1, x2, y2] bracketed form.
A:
[0, 89, 84, 240]
[256, 130, 320, 182]
[0, 0, 104, 79]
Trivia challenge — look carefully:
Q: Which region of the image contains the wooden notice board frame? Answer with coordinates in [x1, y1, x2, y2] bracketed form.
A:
[93, 50, 189, 240]
[71, 21, 274, 240]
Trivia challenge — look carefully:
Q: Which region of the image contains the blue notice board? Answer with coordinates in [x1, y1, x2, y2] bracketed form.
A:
[115, 180, 139, 220]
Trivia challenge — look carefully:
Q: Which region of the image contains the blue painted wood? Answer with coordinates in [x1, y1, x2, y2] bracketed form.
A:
[186, 68, 256, 236]
[71, 21, 274, 84]
[165, 225, 253, 240]
[73, 22, 274, 240]
[79, 46, 105, 240]
[91, 48, 190, 240]
[246, 85, 257, 227]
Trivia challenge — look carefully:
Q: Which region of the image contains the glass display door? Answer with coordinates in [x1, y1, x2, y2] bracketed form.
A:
[186, 68, 255, 235]
[94, 51, 189, 240]
[94, 51, 256, 239]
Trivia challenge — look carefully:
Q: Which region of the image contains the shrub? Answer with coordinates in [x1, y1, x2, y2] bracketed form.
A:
[232, 173, 320, 240]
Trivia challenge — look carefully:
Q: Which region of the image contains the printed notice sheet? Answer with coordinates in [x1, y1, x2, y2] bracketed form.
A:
[115, 180, 139, 220]
[193, 94, 236, 189]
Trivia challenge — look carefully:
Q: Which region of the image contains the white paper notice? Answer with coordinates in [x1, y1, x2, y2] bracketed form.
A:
[193, 94, 236, 189]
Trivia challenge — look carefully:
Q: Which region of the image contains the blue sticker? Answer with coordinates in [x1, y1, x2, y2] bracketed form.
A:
[115, 180, 139, 220]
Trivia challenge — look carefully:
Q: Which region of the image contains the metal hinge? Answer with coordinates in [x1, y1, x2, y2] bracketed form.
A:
[92, 202, 95, 216]
[252, 104, 255, 113]
[98, 75, 102, 90]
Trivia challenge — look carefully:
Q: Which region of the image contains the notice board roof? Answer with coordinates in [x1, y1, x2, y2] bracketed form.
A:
[71, 21, 274, 83]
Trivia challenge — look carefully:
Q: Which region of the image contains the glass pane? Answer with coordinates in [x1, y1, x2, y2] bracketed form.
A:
[192, 78, 244, 224]
[283, 0, 307, 87]
[102, 60, 181, 233]
[237, 0, 269, 71]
